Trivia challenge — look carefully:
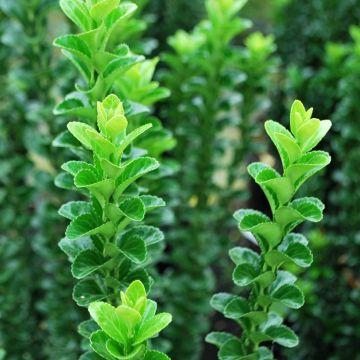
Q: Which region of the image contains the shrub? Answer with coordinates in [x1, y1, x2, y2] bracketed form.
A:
[207, 100, 331, 359]
[53, 0, 174, 358]
[160, 0, 276, 358]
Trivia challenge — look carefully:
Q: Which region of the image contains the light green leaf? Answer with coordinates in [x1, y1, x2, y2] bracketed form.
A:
[297, 119, 332, 153]
[89, 330, 114, 360]
[290, 100, 308, 136]
[134, 313, 172, 345]
[89, 302, 141, 345]
[121, 280, 147, 315]
[248, 162, 294, 211]
[90, 0, 120, 22]
[116, 123, 152, 156]
[114, 157, 159, 198]
[54, 34, 92, 58]
[105, 3, 138, 34]
[285, 151, 331, 191]
[60, 0, 92, 31]
[233, 264, 274, 288]
[103, 55, 144, 81]
[62, 161, 96, 176]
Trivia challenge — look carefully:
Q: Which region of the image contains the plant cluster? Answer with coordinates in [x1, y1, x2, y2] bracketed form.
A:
[160, 0, 275, 358]
[272, 1, 360, 357]
[53, 0, 175, 358]
[0, 1, 83, 358]
[207, 100, 331, 359]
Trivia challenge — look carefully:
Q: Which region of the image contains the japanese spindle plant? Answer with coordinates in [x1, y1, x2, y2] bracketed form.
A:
[161, 0, 275, 358]
[207, 100, 331, 359]
[58, 94, 172, 359]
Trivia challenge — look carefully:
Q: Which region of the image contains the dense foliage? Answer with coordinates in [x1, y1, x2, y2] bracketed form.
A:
[273, 1, 360, 358]
[2, 1, 360, 359]
[207, 100, 331, 359]
[0, 1, 83, 358]
[160, 1, 275, 358]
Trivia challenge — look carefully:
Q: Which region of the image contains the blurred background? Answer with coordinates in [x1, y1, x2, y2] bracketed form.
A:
[0, 0, 359, 359]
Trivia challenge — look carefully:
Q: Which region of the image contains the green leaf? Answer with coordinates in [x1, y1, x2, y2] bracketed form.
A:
[271, 284, 304, 309]
[229, 247, 259, 267]
[265, 120, 298, 169]
[73, 278, 107, 307]
[205, 332, 236, 349]
[116, 123, 152, 156]
[114, 157, 159, 198]
[54, 34, 92, 58]
[290, 100, 308, 136]
[210, 293, 237, 314]
[233, 264, 274, 288]
[248, 162, 294, 211]
[66, 214, 115, 240]
[68, 122, 97, 149]
[55, 172, 75, 190]
[59, 201, 92, 220]
[264, 325, 299, 348]
[118, 234, 147, 264]
[118, 197, 145, 221]
[121, 280, 147, 315]
[103, 55, 144, 80]
[286, 151, 331, 191]
[121, 226, 164, 246]
[59, 236, 94, 261]
[144, 350, 171, 360]
[134, 313, 172, 345]
[218, 338, 244, 360]
[90, 0, 120, 22]
[79, 352, 103, 360]
[89, 330, 114, 360]
[62, 160, 96, 176]
[233, 209, 282, 250]
[72, 249, 107, 279]
[105, 3, 138, 34]
[89, 302, 141, 345]
[54, 97, 95, 119]
[78, 319, 99, 338]
[140, 195, 166, 212]
[297, 119, 332, 153]
[60, 0, 92, 31]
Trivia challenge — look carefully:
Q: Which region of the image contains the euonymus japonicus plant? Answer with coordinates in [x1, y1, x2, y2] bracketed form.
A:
[207, 100, 331, 359]
[161, 0, 275, 358]
[53, 0, 175, 227]
[58, 94, 172, 359]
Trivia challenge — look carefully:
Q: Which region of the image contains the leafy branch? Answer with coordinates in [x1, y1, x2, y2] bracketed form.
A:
[207, 100, 331, 359]
[52, 1, 173, 358]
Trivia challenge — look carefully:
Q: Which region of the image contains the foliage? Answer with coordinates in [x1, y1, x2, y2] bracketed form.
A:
[54, 0, 174, 358]
[207, 100, 331, 359]
[281, 27, 360, 360]
[87, 280, 171, 360]
[273, 0, 360, 68]
[160, 1, 276, 358]
[0, 1, 84, 358]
